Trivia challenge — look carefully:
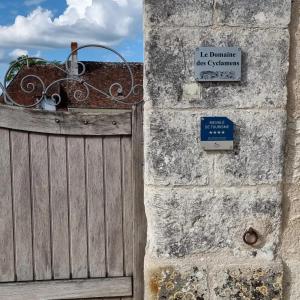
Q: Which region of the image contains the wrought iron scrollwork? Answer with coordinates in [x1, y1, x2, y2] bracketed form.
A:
[0, 44, 143, 108]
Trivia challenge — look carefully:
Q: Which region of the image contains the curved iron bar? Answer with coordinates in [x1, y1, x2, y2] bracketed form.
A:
[44, 77, 90, 103]
[65, 44, 135, 101]
[3, 57, 69, 107]
[1, 44, 143, 108]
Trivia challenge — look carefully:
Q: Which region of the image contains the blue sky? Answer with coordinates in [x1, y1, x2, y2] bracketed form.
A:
[0, 0, 143, 80]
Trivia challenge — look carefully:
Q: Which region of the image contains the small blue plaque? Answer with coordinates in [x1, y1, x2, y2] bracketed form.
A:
[200, 117, 234, 150]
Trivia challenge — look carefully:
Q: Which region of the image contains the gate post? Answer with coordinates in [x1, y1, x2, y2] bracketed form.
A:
[144, 1, 291, 299]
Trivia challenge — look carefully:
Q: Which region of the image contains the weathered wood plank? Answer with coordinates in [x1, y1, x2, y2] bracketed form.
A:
[67, 137, 88, 279]
[11, 131, 33, 281]
[104, 137, 124, 277]
[86, 138, 106, 278]
[122, 137, 133, 278]
[0, 277, 132, 299]
[0, 129, 14, 282]
[49, 136, 70, 279]
[132, 104, 146, 300]
[0, 105, 131, 136]
[30, 134, 52, 280]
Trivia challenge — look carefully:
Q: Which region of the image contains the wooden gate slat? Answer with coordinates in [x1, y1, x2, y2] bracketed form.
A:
[11, 131, 33, 281]
[122, 137, 133, 278]
[0, 129, 14, 282]
[0, 106, 132, 136]
[0, 277, 132, 299]
[132, 104, 146, 300]
[67, 137, 88, 279]
[121, 137, 134, 300]
[104, 137, 124, 278]
[86, 138, 106, 278]
[30, 134, 52, 280]
[49, 136, 70, 279]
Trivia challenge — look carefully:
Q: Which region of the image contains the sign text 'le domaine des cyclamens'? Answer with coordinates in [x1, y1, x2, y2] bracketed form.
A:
[195, 47, 242, 82]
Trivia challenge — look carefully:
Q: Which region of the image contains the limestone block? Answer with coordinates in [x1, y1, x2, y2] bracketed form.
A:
[144, 110, 212, 186]
[215, 0, 291, 27]
[284, 118, 300, 184]
[144, 27, 289, 109]
[214, 110, 286, 186]
[145, 187, 281, 259]
[211, 263, 283, 299]
[283, 183, 300, 222]
[145, 110, 285, 186]
[146, 265, 208, 300]
[282, 218, 300, 261]
[287, 0, 300, 119]
[284, 260, 300, 300]
[144, 0, 213, 28]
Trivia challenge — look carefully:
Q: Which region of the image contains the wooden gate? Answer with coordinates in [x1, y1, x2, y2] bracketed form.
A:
[0, 104, 146, 300]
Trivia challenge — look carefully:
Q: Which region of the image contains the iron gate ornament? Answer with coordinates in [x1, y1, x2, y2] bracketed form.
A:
[0, 44, 143, 108]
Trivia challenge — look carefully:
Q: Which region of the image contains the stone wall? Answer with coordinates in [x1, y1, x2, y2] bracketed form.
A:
[144, 1, 292, 299]
[282, 0, 300, 298]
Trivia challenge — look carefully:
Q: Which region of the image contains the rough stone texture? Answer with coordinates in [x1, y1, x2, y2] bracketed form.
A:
[284, 261, 300, 300]
[144, 27, 289, 109]
[144, 110, 212, 186]
[211, 264, 283, 300]
[145, 187, 281, 259]
[214, 110, 286, 186]
[145, 110, 285, 186]
[284, 121, 300, 184]
[282, 218, 300, 261]
[282, 0, 300, 298]
[215, 0, 291, 27]
[147, 265, 208, 300]
[144, 0, 292, 299]
[283, 184, 300, 221]
[144, 0, 214, 28]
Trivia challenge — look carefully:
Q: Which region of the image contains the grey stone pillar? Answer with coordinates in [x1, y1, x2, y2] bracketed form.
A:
[282, 0, 300, 298]
[144, 1, 291, 299]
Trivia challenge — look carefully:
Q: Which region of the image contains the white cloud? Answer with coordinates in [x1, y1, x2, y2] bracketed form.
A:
[0, 0, 142, 49]
[0, 48, 41, 65]
[24, 0, 46, 6]
[9, 49, 29, 59]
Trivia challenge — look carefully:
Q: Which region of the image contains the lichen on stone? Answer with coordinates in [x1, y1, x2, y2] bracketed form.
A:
[149, 267, 208, 300]
[213, 266, 282, 299]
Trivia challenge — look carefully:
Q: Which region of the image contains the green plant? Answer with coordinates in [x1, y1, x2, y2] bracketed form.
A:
[6, 55, 61, 82]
